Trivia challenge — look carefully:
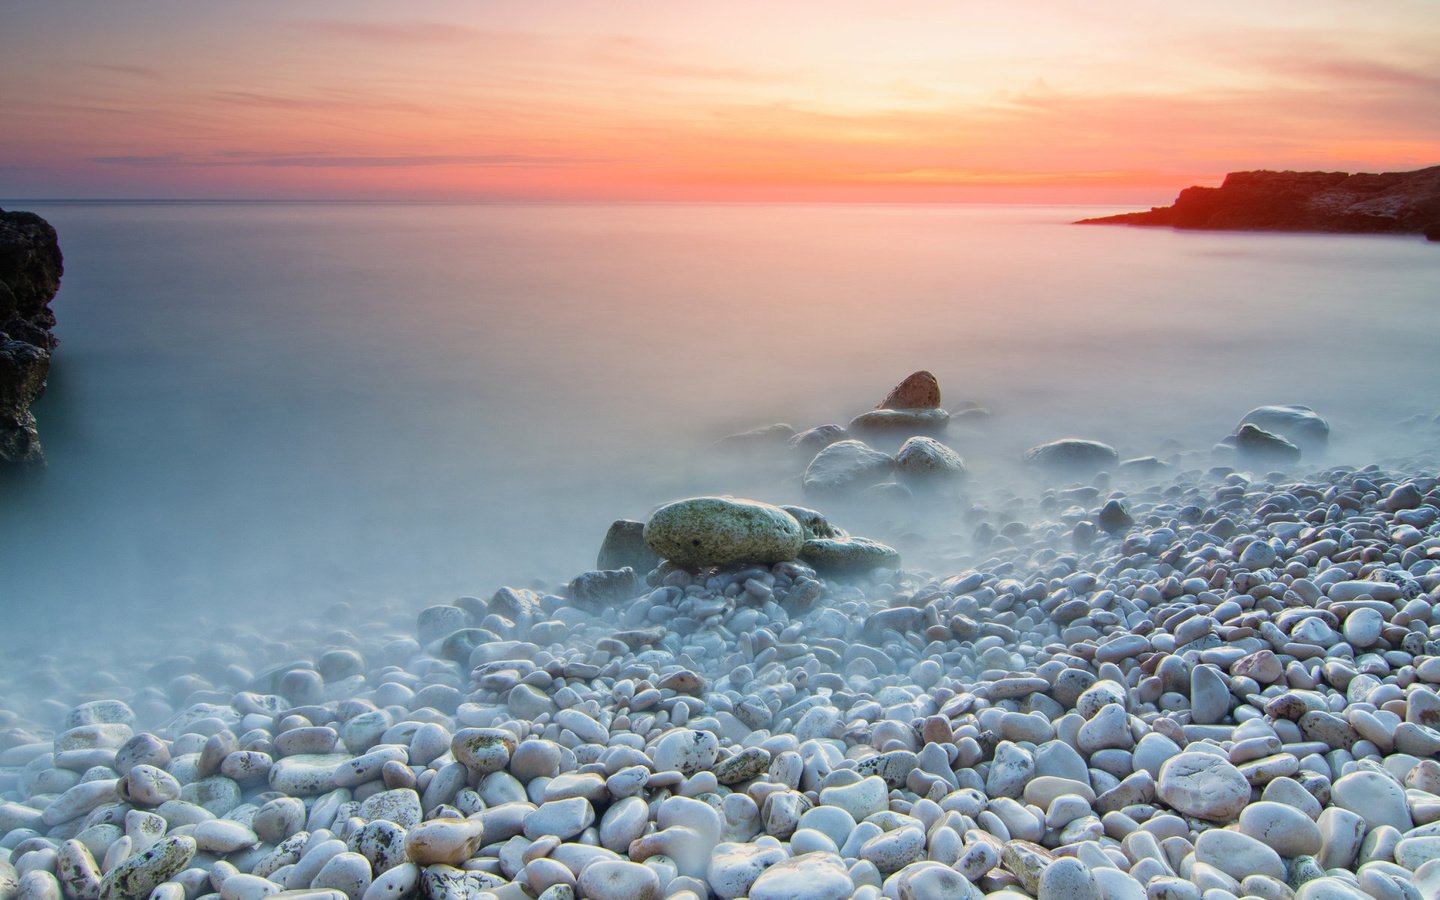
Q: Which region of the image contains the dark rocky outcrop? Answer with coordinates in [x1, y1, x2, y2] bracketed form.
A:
[1078, 166, 1440, 240]
[0, 207, 63, 464]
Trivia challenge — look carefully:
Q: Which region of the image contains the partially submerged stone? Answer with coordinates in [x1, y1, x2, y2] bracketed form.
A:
[877, 370, 941, 410]
[894, 436, 966, 483]
[802, 440, 894, 496]
[848, 407, 949, 437]
[1024, 438, 1119, 474]
[596, 519, 661, 574]
[643, 497, 804, 568]
[1234, 423, 1300, 466]
[800, 536, 900, 576]
[1238, 404, 1329, 450]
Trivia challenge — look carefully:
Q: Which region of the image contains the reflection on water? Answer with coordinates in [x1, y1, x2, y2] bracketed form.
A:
[1, 201, 1436, 644]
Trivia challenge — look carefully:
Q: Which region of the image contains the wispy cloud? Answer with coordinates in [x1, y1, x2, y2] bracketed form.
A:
[84, 63, 163, 80]
[91, 153, 592, 168]
[288, 19, 486, 44]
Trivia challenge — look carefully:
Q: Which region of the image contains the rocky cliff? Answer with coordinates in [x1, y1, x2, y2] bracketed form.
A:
[1078, 166, 1440, 240]
[0, 208, 63, 464]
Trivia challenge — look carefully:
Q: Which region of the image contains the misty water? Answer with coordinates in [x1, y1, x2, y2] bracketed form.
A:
[2, 201, 1437, 654]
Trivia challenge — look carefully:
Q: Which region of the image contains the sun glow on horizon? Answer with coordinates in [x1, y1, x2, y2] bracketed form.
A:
[2, 0, 1437, 203]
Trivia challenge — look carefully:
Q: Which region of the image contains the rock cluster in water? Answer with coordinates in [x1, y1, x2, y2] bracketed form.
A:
[0, 208, 63, 465]
[7, 375, 1440, 900]
[1076, 166, 1440, 241]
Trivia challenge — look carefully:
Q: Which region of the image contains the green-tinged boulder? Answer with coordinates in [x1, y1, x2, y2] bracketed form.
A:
[800, 537, 900, 576]
[644, 497, 804, 568]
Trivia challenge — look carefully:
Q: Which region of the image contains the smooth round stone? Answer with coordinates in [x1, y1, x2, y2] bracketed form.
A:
[1156, 752, 1250, 822]
[191, 820, 259, 855]
[511, 741, 564, 782]
[311, 851, 372, 899]
[1344, 608, 1384, 647]
[119, 764, 182, 806]
[403, 819, 485, 866]
[1294, 878, 1371, 900]
[268, 754, 349, 796]
[1037, 857, 1102, 900]
[599, 797, 649, 854]
[576, 859, 660, 900]
[1024, 439, 1118, 474]
[652, 729, 720, 776]
[858, 826, 924, 874]
[1239, 801, 1323, 857]
[352, 820, 408, 873]
[358, 789, 422, 830]
[217, 873, 280, 900]
[1024, 776, 1096, 808]
[643, 497, 805, 567]
[708, 840, 789, 898]
[1189, 665, 1230, 725]
[1195, 828, 1285, 881]
[1394, 836, 1440, 871]
[747, 852, 854, 900]
[818, 776, 888, 822]
[894, 436, 966, 483]
[797, 806, 856, 849]
[1332, 771, 1412, 832]
[801, 440, 895, 496]
[714, 748, 771, 786]
[253, 797, 307, 844]
[450, 728, 514, 775]
[524, 798, 595, 841]
[554, 710, 608, 746]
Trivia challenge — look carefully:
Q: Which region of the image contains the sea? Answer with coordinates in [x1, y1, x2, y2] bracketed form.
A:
[2, 201, 1436, 651]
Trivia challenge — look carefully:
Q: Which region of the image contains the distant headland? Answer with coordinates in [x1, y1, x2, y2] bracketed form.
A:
[1078, 166, 1440, 241]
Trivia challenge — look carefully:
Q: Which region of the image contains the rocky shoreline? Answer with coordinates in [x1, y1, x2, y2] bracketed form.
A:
[1077, 167, 1440, 241]
[0, 207, 64, 465]
[5, 375, 1440, 900]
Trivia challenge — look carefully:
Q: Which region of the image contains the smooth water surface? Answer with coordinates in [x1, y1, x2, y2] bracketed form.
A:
[2, 202, 1436, 643]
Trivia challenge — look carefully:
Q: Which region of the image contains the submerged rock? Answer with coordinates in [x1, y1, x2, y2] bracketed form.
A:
[1239, 404, 1329, 451]
[1234, 423, 1301, 466]
[877, 370, 941, 410]
[894, 435, 966, 483]
[847, 407, 948, 437]
[596, 519, 662, 574]
[779, 505, 846, 541]
[568, 568, 643, 608]
[643, 497, 804, 568]
[1024, 439, 1119, 474]
[787, 424, 847, 455]
[715, 423, 795, 450]
[799, 536, 900, 576]
[802, 440, 894, 495]
[0, 208, 63, 465]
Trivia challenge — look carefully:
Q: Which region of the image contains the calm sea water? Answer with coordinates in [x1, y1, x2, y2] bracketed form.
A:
[2, 202, 1436, 642]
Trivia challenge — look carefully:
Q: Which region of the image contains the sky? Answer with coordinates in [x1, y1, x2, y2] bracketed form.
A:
[2, 0, 1437, 203]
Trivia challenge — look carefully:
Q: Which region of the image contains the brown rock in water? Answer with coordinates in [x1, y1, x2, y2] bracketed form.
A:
[877, 370, 940, 410]
[0, 207, 64, 465]
[1077, 166, 1440, 239]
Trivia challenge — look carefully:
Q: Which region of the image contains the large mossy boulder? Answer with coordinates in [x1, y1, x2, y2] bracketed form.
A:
[643, 497, 804, 568]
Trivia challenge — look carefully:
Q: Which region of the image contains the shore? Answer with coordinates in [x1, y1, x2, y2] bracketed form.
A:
[5, 390, 1440, 900]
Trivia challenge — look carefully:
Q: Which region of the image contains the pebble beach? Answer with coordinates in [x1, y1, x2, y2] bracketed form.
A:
[7, 375, 1440, 900]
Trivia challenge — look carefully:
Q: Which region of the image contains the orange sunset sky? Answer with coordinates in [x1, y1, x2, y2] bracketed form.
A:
[2, 0, 1437, 204]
